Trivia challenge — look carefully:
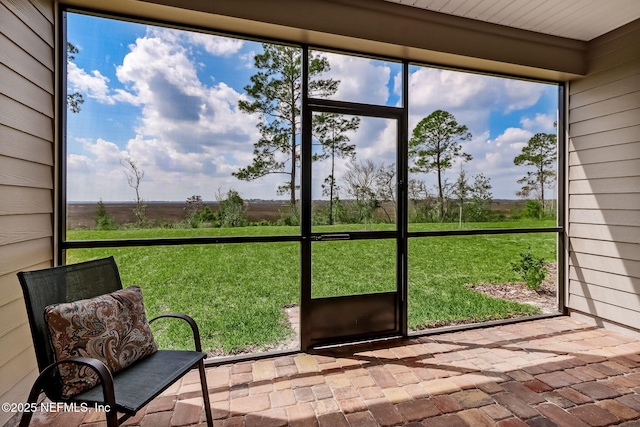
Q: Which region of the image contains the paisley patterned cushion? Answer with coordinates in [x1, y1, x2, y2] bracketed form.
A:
[45, 286, 158, 398]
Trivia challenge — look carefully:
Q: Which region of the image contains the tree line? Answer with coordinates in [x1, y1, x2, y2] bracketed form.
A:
[69, 42, 557, 229]
[232, 44, 557, 225]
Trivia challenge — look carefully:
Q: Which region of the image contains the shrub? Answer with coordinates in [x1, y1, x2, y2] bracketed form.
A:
[277, 203, 300, 226]
[95, 199, 118, 230]
[217, 189, 247, 228]
[197, 206, 217, 224]
[511, 247, 547, 291]
[524, 199, 543, 219]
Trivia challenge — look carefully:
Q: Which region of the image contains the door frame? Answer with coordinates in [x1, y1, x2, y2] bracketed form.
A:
[300, 47, 409, 349]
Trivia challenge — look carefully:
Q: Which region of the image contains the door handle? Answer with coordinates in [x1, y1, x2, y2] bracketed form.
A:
[316, 234, 350, 241]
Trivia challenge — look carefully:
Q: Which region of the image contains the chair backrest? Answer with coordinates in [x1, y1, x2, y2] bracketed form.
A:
[18, 256, 123, 373]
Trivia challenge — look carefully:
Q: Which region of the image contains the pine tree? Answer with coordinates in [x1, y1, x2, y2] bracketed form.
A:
[514, 132, 556, 217]
[409, 110, 472, 220]
[234, 44, 338, 206]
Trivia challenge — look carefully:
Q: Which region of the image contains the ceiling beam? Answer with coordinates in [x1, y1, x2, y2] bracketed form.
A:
[61, 0, 588, 80]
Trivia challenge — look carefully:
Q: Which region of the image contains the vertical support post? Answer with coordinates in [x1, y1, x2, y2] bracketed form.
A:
[57, 9, 69, 266]
[557, 83, 568, 315]
[300, 45, 312, 351]
[399, 60, 410, 337]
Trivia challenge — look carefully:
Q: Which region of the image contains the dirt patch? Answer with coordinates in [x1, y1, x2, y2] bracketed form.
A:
[267, 306, 300, 352]
[468, 262, 559, 314]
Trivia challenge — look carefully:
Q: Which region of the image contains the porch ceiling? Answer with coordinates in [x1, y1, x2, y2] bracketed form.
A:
[60, 0, 640, 80]
[384, 0, 640, 41]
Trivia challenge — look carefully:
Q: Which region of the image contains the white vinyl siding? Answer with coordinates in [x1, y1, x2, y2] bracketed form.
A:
[0, 0, 54, 424]
[568, 19, 640, 332]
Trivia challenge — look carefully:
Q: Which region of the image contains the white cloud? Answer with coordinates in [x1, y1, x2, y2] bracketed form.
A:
[318, 52, 392, 105]
[521, 113, 556, 132]
[406, 125, 540, 200]
[503, 79, 547, 113]
[67, 26, 265, 201]
[85, 138, 124, 163]
[115, 28, 259, 146]
[67, 138, 126, 201]
[78, 27, 263, 200]
[186, 32, 244, 56]
[478, 127, 533, 171]
[407, 67, 548, 135]
[68, 133, 257, 201]
[111, 88, 140, 105]
[67, 153, 93, 172]
[471, 127, 535, 198]
[146, 27, 244, 56]
[491, 127, 534, 148]
[239, 51, 256, 69]
[67, 62, 114, 104]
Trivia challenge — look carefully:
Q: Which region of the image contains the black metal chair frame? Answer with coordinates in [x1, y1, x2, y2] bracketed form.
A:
[17, 256, 214, 427]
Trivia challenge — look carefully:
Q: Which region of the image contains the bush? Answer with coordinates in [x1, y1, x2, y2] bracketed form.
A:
[217, 189, 247, 227]
[95, 199, 118, 230]
[511, 247, 547, 291]
[277, 203, 300, 226]
[191, 206, 218, 228]
[524, 199, 543, 219]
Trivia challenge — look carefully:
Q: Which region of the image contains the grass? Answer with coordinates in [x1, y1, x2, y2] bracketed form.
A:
[407, 232, 554, 329]
[67, 219, 556, 354]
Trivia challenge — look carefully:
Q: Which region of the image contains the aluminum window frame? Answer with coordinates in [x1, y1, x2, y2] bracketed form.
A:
[58, 6, 567, 351]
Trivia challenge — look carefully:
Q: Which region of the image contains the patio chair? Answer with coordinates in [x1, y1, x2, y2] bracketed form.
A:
[17, 256, 213, 427]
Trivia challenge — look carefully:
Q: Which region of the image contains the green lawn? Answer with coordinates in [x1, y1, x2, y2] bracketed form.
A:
[67, 220, 556, 354]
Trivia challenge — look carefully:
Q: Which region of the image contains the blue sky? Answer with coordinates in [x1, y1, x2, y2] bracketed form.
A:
[66, 12, 558, 203]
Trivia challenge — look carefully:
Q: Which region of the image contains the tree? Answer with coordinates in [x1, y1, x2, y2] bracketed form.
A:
[467, 173, 493, 222]
[514, 132, 556, 216]
[342, 160, 397, 226]
[184, 195, 204, 217]
[374, 162, 396, 223]
[234, 44, 338, 206]
[452, 167, 493, 225]
[67, 42, 84, 113]
[216, 189, 247, 228]
[121, 157, 146, 226]
[452, 166, 471, 227]
[407, 179, 437, 223]
[95, 199, 117, 230]
[184, 195, 210, 228]
[343, 160, 381, 226]
[313, 113, 360, 224]
[409, 110, 472, 220]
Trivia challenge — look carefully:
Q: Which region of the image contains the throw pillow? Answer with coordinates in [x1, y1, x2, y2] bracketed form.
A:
[45, 286, 158, 397]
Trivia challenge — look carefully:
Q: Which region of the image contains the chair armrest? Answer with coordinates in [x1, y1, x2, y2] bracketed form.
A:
[51, 357, 116, 404]
[149, 314, 203, 353]
[20, 357, 117, 427]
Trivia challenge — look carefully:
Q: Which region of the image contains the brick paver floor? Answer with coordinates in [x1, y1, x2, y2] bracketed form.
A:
[16, 317, 640, 426]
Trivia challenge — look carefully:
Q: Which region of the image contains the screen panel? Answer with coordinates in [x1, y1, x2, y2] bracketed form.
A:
[408, 232, 559, 332]
[407, 65, 559, 231]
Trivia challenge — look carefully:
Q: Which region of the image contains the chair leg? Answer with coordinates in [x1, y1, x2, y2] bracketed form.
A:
[105, 407, 119, 427]
[198, 360, 213, 427]
[18, 382, 41, 427]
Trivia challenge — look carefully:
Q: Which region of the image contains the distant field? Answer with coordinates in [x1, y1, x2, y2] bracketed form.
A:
[67, 200, 289, 228]
[67, 199, 528, 229]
